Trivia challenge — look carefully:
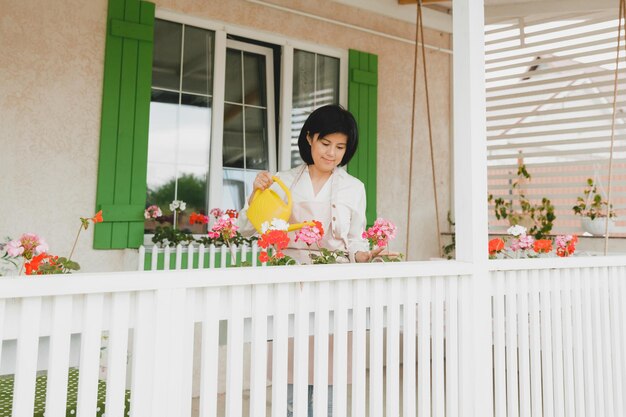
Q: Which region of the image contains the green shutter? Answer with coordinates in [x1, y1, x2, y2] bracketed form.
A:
[347, 49, 378, 227]
[94, 0, 155, 249]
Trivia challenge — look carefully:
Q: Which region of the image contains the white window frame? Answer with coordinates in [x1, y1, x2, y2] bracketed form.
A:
[155, 9, 348, 210]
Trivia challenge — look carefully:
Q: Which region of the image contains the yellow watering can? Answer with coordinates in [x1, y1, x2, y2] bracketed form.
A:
[247, 176, 313, 233]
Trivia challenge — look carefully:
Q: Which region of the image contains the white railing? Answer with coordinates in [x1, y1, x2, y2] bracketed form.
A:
[2, 257, 626, 416]
[0, 261, 473, 417]
[138, 242, 261, 271]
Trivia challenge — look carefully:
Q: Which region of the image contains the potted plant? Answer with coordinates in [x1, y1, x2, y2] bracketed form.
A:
[488, 163, 556, 239]
[572, 178, 617, 235]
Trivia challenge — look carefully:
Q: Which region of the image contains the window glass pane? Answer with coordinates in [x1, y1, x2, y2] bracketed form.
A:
[245, 107, 269, 170]
[291, 50, 340, 167]
[152, 20, 182, 90]
[182, 26, 214, 95]
[243, 52, 266, 107]
[225, 49, 243, 104]
[147, 89, 179, 190]
[223, 104, 244, 168]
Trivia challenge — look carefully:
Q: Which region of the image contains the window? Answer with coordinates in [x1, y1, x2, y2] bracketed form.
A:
[145, 17, 345, 235]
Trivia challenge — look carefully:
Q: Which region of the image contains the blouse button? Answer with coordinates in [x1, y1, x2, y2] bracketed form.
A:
[332, 217, 336, 221]
[332, 204, 336, 208]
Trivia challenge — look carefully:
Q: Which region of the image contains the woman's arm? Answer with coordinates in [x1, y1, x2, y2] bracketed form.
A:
[346, 183, 372, 262]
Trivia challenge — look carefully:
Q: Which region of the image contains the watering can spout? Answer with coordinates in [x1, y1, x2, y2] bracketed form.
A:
[247, 176, 311, 233]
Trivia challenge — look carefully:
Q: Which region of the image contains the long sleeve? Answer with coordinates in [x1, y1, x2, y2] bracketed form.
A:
[346, 182, 370, 258]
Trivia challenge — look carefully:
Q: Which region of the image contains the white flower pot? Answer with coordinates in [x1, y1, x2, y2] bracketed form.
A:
[582, 217, 616, 236]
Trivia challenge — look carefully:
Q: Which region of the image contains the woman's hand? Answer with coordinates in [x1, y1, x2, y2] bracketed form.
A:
[355, 247, 401, 263]
[248, 171, 274, 205]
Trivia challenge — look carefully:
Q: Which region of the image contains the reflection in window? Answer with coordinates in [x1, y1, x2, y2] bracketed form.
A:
[291, 50, 340, 167]
[147, 20, 214, 234]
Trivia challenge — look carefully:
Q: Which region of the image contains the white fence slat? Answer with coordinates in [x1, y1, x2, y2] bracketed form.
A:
[198, 243, 206, 269]
[560, 269, 576, 417]
[226, 286, 245, 417]
[271, 284, 289, 417]
[175, 244, 183, 270]
[528, 269, 542, 417]
[151, 245, 158, 271]
[130, 291, 157, 417]
[493, 272, 506, 417]
[352, 279, 367, 417]
[187, 244, 194, 269]
[599, 267, 615, 417]
[200, 288, 220, 417]
[370, 279, 384, 417]
[550, 270, 565, 417]
[105, 292, 131, 417]
[151, 289, 175, 417]
[220, 245, 227, 269]
[293, 282, 310, 417]
[313, 281, 329, 417]
[164, 246, 171, 270]
[12, 297, 42, 417]
[252, 242, 258, 267]
[458, 276, 472, 417]
[77, 293, 105, 417]
[241, 242, 248, 265]
[540, 269, 555, 417]
[619, 266, 626, 415]
[590, 267, 606, 417]
[432, 276, 445, 417]
[570, 268, 587, 416]
[332, 280, 349, 417]
[517, 270, 531, 417]
[45, 295, 73, 417]
[581, 267, 597, 417]
[386, 278, 400, 417]
[180, 289, 197, 417]
[505, 271, 519, 417]
[417, 278, 431, 417]
[445, 276, 459, 417]
[609, 267, 625, 417]
[403, 278, 417, 417]
[250, 284, 268, 417]
[138, 245, 145, 271]
[209, 244, 216, 269]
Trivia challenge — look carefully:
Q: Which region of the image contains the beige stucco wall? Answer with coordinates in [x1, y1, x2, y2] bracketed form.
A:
[0, 0, 451, 272]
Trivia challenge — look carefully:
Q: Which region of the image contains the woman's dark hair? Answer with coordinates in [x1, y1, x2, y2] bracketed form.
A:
[297, 105, 358, 167]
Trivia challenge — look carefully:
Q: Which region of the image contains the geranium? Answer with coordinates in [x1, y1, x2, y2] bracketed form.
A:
[533, 239, 553, 254]
[555, 234, 578, 257]
[510, 234, 535, 252]
[144, 205, 162, 219]
[189, 212, 209, 225]
[210, 208, 224, 218]
[257, 226, 295, 266]
[225, 209, 239, 219]
[507, 225, 527, 237]
[362, 218, 397, 249]
[261, 218, 290, 233]
[295, 221, 324, 246]
[208, 215, 239, 246]
[488, 238, 505, 256]
[7, 233, 48, 260]
[169, 200, 187, 212]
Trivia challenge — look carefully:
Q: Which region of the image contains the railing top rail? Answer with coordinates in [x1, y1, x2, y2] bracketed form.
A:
[488, 255, 626, 271]
[0, 260, 474, 299]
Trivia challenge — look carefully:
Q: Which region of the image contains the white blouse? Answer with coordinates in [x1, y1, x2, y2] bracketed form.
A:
[239, 164, 370, 263]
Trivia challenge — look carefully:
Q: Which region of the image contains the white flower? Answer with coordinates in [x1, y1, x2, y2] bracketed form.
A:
[507, 224, 527, 237]
[261, 218, 290, 233]
[169, 200, 186, 211]
[179, 201, 186, 211]
[169, 201, 179, 211]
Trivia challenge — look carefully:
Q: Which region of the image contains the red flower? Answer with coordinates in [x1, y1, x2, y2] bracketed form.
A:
[25, 253, 50, 275]
[313, 220, 324, 238]
[189, 212, 209, 225]
[259, 251, 270, 263]
[488, 238, 505, 255]
[225, 209, 239, 219]
[91, 210, 104, 223]
[533, 239, 553, 254]
[275, 251, 285, 259]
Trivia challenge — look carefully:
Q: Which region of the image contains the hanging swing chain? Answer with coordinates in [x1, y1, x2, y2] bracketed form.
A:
[405, 0, 444, 258]
[604, 0, 625, 254]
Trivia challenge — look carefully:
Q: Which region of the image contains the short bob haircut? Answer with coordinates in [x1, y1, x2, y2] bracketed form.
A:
[298, 105, 358, 167]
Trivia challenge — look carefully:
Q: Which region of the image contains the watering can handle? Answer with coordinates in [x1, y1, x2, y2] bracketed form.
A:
[271, 176, 292, 213]
[250, 175, 293, 212]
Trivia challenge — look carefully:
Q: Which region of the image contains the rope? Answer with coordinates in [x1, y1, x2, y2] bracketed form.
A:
[605, 0, 625, 254]
[405, 0, 444, 258]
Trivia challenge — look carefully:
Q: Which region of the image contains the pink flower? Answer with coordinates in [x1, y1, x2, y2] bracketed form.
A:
[295, 221, 324, 246]
[144, 205, 162, 219]
[6, 240, 24, 257]
[209, 215, 239, 242]
[509, 233, 534, 251]
[17, 233, 48, 260]
[362, 218, 397, 249]
[210, 208, 224, 219]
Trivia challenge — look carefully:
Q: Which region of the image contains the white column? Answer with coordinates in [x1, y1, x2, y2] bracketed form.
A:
[452, 0, 493, 416]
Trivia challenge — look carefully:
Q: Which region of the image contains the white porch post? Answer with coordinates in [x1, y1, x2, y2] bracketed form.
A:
[452, 0, 493, 416]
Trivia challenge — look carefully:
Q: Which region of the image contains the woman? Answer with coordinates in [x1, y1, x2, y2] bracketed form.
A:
[240, 104, 386, 263]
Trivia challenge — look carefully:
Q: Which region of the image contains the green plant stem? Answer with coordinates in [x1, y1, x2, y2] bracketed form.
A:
[68, 223, 83, 261]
